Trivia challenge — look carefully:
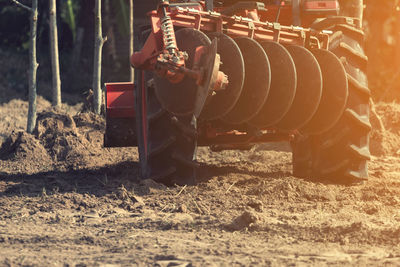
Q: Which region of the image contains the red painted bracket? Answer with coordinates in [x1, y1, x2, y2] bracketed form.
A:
[105, 82, 135, 118]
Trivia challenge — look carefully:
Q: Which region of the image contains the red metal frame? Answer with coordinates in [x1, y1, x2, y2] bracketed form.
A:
[303, 1, 339, 11]
[214, 1, 339, 28]
[130, 7, 329, 72]
[167, 8, 328, 48]
[105, 82, 135, 118]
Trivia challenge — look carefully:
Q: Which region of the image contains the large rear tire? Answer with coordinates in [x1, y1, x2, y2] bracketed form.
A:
[292, 17, 371, 183]
[135, 70, 197, 185]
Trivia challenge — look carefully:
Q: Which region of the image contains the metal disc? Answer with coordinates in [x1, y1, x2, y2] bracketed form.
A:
[154, 28, 211, 116]
[194, 39, 221, 118]
[275, 45, 323, 131]
[249, 41, 297, 128]
[300, 49, 348, 135]
[200, 32, 245, 121]
[222, 37, 271, 125]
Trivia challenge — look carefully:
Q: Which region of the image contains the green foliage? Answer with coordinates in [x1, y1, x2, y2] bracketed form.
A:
[60, 0, 79, 42]
[112, 0, 130, 35]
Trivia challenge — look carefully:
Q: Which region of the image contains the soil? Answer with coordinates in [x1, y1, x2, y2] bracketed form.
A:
[1, 96, 400, 266]
[370, 102, 400, 157]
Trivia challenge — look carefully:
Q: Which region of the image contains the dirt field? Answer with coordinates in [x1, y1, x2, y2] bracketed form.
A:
[1, 96, 400, 266]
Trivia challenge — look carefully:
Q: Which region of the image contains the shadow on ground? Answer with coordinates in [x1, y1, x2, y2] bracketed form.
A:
[0, 161, 139, 198]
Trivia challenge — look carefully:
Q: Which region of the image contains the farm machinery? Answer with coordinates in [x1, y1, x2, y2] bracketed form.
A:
[104, 0, 371, 185]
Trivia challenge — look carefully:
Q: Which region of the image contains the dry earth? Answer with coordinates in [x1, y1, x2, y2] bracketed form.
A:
[0, 95, 400, 266]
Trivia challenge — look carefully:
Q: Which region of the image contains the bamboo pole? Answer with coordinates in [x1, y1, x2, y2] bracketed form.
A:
[11, 0, 39, 133]
[27, 0, 38, 133]
[49, 0, 61, 107]
[93, 0, 107, 114]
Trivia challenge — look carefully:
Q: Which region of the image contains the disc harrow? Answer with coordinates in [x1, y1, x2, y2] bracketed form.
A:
[127, 2, 348, 137]
[101, 1, 350, 151]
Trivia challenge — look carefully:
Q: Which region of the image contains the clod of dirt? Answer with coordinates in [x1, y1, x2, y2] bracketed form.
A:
[370, 102, 400, 156]
[377, 102, 400, 132]
[370, 130, 400, 156]
[247, 199, 263, 212]
[0, 131, 52, 164]
[0, 107, 137, 175]
[154, 255, 192, 267]
[160, 213, 194, 230]
[226, 210, 260, 231]
[84, 210, 100, 219]
[35, 112, 78, 138]
[155, 260, 192, 267]
[115, 185, 144, 205]
[34, 111, 90, 163]
[177, 204, 188, 213]
[69, 193, 100, 210]
[33, 110, 107, 170]
[138, 179, 167, 195]
[73, 112, 104, 130]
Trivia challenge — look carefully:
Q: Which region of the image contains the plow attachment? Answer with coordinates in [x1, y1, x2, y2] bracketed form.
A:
[129, 3, 347, 132]
[106, 1, 349, 148]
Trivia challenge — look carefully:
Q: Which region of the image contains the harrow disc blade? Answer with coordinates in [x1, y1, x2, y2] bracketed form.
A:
[276, 45, 323, 131]
[300, 49, 348, 135]
[249, 41, 297, 128]
[222, 37, 271, 125]
[154, 28, 211, 116]
[200, 33, 245, 121]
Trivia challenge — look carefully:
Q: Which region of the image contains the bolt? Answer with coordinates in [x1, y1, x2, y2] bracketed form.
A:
[182, 52, 189, 61]
[172, 55, 180, 63]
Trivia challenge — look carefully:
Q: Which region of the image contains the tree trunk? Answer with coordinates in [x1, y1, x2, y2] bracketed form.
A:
[49, 0, 61, 107]
[27, 0, 39, 133]
[93, 0, 106, 115]
[129, 0, 134, 82]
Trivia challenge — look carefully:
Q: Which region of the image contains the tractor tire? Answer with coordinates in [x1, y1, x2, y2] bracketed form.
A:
[292, 17, 371, 183]
[135, 70, 197, 185]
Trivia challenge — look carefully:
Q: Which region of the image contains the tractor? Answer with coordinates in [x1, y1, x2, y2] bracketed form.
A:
[104, 0, 370, 185]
